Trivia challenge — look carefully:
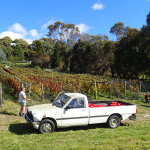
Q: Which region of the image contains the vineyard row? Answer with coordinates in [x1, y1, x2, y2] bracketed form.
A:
[0, 67, 141, 99]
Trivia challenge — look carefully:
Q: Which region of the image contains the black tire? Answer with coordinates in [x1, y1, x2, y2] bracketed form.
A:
[39, 119, 55, 134]
[107, 115, 120, 129]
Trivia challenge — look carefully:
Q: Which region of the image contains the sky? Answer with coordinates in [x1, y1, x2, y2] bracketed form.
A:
[0, 0, 150, 44]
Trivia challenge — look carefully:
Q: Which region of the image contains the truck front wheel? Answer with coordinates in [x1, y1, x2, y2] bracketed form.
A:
[39, 119, 55, 134]
[107, 115, 120, 129]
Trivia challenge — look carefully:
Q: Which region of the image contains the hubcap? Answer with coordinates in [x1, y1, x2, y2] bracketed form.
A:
[42, 123, 52, 133]
[110, 117, 118, 128]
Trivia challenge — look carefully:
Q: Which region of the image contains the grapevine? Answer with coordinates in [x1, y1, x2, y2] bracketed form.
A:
[0, 66, 140, 99]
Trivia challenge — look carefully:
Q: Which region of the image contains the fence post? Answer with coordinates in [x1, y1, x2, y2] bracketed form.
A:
[79, 83, 81, 93]
[29, 84, 31, 98]
[139, 81, 142, 92]
[41, 83, 44, 101]
[124, 81, 127, 96]
[95, 81, 97, 99]
[0, 82, 2, 107]
[108, 81, 111, 98]
[61, 82, 63, 92]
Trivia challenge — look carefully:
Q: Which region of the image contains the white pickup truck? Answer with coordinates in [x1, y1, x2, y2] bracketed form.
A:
[25, 93, 137, 134]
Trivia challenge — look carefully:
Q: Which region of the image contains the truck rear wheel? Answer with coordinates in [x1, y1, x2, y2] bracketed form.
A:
[39, 119, 55, 134]
[107, 115, 120, 129]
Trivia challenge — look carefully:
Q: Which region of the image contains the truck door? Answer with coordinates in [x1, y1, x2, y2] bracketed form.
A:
[61, 98, 89, 127]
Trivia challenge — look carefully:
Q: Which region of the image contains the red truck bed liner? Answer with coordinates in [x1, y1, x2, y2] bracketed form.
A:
[88, 102, 125, 108]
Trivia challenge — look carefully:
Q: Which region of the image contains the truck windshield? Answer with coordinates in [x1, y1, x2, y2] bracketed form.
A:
[52, 94, 71, 108]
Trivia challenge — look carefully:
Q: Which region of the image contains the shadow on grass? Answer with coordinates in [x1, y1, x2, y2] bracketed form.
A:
[140, 104, 150, 107]
[0, 111, 17, 116]
[9, 123, 109, 135]
[9, 122, 128, 135]
[9, 123, 38, 135]
[55, 123, 108, 133]
[55, 122, 128, 132]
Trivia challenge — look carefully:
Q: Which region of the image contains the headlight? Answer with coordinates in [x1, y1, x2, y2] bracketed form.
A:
[33, 113, 41, 122]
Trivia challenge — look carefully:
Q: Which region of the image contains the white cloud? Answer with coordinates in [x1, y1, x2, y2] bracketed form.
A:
[24, 39, 33, 44]
[92, 2, 105, 10]
[41, 18, 55, 30]
[29, 29, 40, 39]
[0, 23, 43, 44]
[9, 23, 27, 35]
[76, 23, 90, 33]
[0, 31, 24, 40]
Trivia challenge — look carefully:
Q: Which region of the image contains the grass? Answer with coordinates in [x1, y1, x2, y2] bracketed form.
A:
[0, 99, 150, 150]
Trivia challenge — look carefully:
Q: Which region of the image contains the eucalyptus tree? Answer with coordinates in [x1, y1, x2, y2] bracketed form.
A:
[12, 39, 30, 60]
[70, 35, 114, 75]
[47, 21, 80, 42]
[51, 42, 61, 68]
[139, 11, 150, 78]
[32, 40, 45, 53]
[40, 37, 55, 54]
[30, 40, 50, 68]
[13, 45, 24, 61]
[110, 22, 125, 40]
[12, 39, 28, 49]
[113, 28, 141, 79]
[0, 36, 13, 60]
[146, 11, 150, 26]
[0, 47, 6, 62]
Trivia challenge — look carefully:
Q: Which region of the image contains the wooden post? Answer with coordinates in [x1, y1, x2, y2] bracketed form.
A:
[108, 81, 111, 98]
[29, 84, 31, 98]
[61, 82, 63, 92]
[95, 81, 97, 100]
[41, 83, 44, 101]
[139, 81, 142, 92]
[79, 83, 81, 93]
[0, 82, 2, 107]
[124, 81, 127, 96]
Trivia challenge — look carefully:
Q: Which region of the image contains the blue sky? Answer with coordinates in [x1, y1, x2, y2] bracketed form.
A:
[0, 0, 150, 43]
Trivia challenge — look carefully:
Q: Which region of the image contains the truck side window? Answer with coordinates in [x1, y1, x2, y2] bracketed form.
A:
[68, 98, 85, 108]
[78, 98, 85, 108]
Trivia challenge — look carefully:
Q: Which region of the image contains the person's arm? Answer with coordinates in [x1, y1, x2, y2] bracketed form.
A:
[23, 95, 30, 101]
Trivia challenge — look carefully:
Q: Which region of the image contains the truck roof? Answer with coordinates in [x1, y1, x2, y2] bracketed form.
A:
[64, 93, 87, 99]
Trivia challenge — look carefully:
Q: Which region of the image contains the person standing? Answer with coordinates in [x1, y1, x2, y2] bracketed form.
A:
[19, 87, 30, 117]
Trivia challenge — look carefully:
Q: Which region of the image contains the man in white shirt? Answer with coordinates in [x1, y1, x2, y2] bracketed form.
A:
[19, 87, 30, 117]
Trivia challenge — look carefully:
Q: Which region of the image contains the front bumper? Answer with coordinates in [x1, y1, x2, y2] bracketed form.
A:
[25, 114, 39, 129]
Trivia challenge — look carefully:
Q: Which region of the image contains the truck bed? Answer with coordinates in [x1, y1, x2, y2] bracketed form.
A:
[88, 100, 133, 108]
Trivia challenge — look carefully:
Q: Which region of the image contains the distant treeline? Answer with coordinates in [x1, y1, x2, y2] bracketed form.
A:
[0, 12, 150, 79]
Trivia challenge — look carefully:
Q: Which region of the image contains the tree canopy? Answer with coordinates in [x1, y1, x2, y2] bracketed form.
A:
[1, 12, 150, 79]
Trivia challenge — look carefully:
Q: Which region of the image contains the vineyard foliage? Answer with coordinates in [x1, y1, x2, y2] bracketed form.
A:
[0, 67, 140, 99]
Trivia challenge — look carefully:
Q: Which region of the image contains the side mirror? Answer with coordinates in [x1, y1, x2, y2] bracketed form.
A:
[65, 105, 70, 110]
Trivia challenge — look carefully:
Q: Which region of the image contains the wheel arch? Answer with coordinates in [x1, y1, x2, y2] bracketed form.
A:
[107, 113, 122, 122]
[41, 117, 57, 128]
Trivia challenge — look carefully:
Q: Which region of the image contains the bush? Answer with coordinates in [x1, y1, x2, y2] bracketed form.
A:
[34, 66, 42, 70]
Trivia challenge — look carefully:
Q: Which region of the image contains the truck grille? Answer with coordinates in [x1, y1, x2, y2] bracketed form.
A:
[26, 111, 33, 120]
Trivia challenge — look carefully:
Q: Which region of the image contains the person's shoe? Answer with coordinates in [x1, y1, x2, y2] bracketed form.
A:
[22, 113, 25, 117]
[19, 112, 21, 116]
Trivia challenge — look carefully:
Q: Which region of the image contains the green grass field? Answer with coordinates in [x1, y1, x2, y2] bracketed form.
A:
[0, 99, 150, 150]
